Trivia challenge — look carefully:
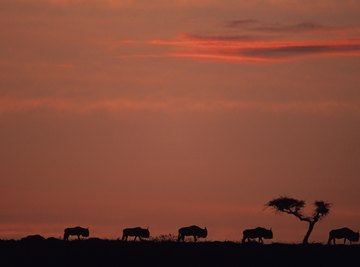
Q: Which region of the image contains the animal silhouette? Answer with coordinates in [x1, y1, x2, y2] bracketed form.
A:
[178, 225, 208, 242]
[122, 227, 150, 241]
[242, 227, 273, 243]
[63, 226, 89, 240]
[21, 234, 45, 242]
[328, 227, 359, 245]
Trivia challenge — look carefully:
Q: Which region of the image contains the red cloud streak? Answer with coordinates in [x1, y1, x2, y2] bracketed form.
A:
[121, 35, 360, 63]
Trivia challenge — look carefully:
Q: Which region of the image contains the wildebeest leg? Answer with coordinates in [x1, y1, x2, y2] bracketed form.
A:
[344, 238, 346, 245]
[134, 236, 137, 241]
[259, 237, 263, 244]
[194, 236, 197, 242]
[77, 235, 80, 240]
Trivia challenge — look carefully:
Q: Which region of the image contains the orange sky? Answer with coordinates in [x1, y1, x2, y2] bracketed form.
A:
[1, 0, 360, 242]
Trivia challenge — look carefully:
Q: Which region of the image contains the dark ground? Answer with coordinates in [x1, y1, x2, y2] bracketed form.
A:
[0, 239, 359, 267]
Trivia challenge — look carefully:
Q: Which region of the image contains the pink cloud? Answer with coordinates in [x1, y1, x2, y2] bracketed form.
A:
[122, 34, 360, 63]
[117, 17, 360, 63]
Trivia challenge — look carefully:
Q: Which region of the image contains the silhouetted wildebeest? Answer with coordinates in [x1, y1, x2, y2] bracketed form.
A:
[122, 227, 150, 241]
[328, 227, 359, 245]
[178, 225, 208, 242]
[242, 227, 273, 243]
[64, 226, 89, 240]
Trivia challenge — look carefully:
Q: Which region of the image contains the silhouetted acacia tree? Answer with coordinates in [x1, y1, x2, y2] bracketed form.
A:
[266, 196, 331, 244]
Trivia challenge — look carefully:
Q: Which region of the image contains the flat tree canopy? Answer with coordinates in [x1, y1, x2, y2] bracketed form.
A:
[266, 196, 331, 244]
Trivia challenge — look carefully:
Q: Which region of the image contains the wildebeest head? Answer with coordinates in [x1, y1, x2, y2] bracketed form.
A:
[264, 228, 273, 239]
[143, 228, 150, 238]
[83, 228, 90, 237]
[350, 231, 360, 242]
[200, 227, 208, 238]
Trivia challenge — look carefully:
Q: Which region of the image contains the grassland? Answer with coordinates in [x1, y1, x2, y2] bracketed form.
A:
[1, 238, 359, 267]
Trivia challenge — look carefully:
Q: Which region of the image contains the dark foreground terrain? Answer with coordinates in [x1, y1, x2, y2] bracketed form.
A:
[1, 239, 359, 267]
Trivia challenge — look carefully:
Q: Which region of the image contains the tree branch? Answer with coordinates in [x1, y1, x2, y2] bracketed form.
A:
[283, 209, 312, 223]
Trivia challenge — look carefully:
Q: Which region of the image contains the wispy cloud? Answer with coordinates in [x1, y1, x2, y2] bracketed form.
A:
[227, 20, 338, 33]
[253, 22, 334, 33]
[237, 39, 360, 59]
[1, 97, 359, 115]
[121, 35, 360, 62]
[181, 33, 261, 42]
[119, 18, 360, 63]
[227, 19, 259, 28]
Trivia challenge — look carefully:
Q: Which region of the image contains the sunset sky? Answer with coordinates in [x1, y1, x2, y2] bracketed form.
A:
[1, 0, 360, 242]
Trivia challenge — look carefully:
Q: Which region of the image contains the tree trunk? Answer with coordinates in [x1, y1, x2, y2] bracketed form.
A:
[303, 222, 315, 244]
